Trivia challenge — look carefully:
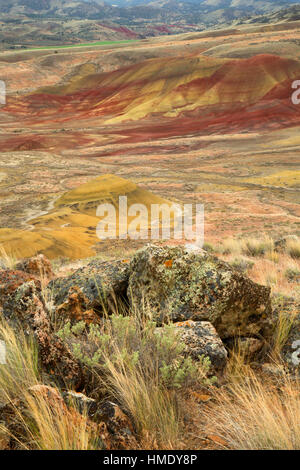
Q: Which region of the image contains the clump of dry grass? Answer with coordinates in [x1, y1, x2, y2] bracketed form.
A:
[248, 255, 300, 298]
[286, 238, 300, 259]
[205, 369, 300, 450]
[19, 389, 103, 450]
[0, 245, 16, 270]
[216, 236, 274, 257]
[0, 321, 40, 403]
[102, 353, 181, 449]
[217, 238, 244, 255]
[242, 237, 274, 257]
[210, 235, 300, 300]
[272, 309, 298, 361]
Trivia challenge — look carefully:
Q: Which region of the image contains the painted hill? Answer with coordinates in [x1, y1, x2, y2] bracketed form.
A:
[5, 53, 300, 136]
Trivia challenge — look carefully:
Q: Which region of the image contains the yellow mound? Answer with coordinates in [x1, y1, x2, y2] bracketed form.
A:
[0, 175, 175, 260]
[55, 174, 168, 212]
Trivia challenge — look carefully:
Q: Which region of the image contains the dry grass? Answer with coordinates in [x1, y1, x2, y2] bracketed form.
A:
[248, 255, 300, 298]
[217, 238, 244, 255]
[272, 309, 298, 360]
[0, 245, 16, 269]
[212, 236, 300, 300]
[286, 238, 300, 259]
[205, 369, 300, 450]
[102, 352, 181, 449]
[242, 237, 274, 257]
[217, 236, 274, 257]
[0, 320, 102, 450]
[0, 321, 40, 403]
[19, 389, 102, 450]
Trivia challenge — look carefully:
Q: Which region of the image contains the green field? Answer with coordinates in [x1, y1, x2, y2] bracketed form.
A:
[27, 39, 138, 51]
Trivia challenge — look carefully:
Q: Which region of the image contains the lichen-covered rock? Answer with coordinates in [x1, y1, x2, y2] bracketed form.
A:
[56, 286, 99, 324]
[0, 268, 40, 312]
[63, 391, 99, 417]
[128, 245, 272, 339]
[15, 254, 54, 280]
[95, 401, 137, 450]
[1, 278, 82, 389]
[50, 259, 130, 314]
[173, 320, 227, 374]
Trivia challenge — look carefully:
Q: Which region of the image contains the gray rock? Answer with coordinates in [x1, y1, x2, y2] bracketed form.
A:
[50, 258, 130, 313]
[174, 320, 228, 374]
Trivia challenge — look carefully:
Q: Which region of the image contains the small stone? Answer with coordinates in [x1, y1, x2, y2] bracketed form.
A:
[174, 320, 228, 374]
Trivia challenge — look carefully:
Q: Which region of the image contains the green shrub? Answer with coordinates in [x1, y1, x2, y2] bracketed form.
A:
[57, 315, 209, 390]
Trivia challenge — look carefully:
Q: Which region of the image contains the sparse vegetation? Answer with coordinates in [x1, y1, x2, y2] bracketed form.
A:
[56, 313, 214, 448]
[286, 238, 300, 259]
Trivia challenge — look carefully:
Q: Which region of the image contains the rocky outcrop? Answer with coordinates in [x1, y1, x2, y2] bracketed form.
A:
[173, 320, 228, 374]
[50, 259, 130, 314]
[0, 270, 82, 389]
[128, 245, 272, 339]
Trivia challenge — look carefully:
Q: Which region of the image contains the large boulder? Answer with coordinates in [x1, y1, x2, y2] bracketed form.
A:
[128, 245, 272, 339]
[173, 320, 228, 374]
[50, 259, 130, 314]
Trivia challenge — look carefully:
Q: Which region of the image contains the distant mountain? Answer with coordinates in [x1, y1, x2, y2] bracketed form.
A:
[0, 0, 117, 19]
[1, 0, 300, 23]
[1, 0, 300, 49]
[240, 3, 300, 24]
